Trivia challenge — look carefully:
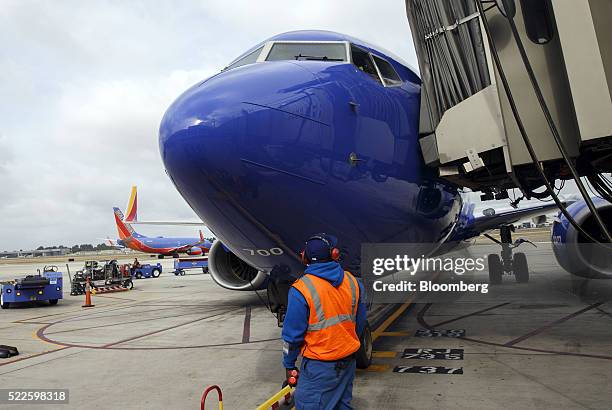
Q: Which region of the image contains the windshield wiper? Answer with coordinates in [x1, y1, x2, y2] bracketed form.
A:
[294, 54, 343, 61]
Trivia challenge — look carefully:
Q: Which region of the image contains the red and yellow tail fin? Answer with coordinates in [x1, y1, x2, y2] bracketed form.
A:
[125, 186, 138, 222]
[199, 230, 204, 241]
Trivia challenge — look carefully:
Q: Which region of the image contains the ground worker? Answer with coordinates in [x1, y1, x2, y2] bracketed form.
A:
[282, 234, 366, 410]
[131, 258, 141, 275]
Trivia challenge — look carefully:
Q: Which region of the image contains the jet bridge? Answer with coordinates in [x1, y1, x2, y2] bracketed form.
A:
[405, 0, 612, 200]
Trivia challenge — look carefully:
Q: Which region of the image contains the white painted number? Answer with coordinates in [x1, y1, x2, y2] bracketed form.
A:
[243, 248, 285, 257]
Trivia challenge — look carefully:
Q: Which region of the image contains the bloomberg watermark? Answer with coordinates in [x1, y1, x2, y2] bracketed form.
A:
[361, 243, 492, 304]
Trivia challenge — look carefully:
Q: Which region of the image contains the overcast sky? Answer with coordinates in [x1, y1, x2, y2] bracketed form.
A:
[0, 0, 421, 250]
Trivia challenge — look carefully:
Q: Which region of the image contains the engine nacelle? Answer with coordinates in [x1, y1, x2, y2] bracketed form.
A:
[187, 247, 203, 256]
[552, 199, 612, 278]
[207, 240, 268, 290]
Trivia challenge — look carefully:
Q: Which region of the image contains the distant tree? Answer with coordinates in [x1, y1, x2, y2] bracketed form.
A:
[79, 244, 94, 251]
[37, 246, 44, 250]
[94, 243, 114, 251]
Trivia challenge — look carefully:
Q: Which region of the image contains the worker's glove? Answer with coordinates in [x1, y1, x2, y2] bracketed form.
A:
[285, 368, 299, 387]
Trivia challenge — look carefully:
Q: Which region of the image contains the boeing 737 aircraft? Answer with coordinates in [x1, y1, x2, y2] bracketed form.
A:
[111, 187, 212, 257]
[158, 31, 611, 365]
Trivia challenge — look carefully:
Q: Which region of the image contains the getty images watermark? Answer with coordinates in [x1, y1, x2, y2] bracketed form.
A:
[361, 244, 490, 303]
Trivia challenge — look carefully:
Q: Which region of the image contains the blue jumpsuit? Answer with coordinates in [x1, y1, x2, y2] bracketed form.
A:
[282, 261, 367, 410]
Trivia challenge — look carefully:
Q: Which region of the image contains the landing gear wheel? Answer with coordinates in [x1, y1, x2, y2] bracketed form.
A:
[151, 269, 161, 278]
[514, 252, 529, 283]
[49, 299, 58, 306]
[355, 321, 373, 369]
[488, 254, 503, 285]
[123, 279, 133, 290]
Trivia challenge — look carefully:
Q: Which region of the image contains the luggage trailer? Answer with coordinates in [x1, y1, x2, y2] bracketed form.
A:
[173, 257, 209, 276]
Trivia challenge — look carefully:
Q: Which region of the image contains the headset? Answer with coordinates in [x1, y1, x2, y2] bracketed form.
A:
[300, 235, 340, 265]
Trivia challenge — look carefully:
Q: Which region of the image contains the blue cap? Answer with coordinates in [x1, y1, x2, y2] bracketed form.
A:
[304, 233, 338, 263]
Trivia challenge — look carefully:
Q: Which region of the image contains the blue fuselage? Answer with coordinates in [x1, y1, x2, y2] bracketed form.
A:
[159, 31, 462, 276]
[116, 236, 203, 250]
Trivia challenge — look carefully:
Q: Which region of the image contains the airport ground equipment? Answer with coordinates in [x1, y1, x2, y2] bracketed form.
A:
[173, 257, 209, 276]
[82, 277, 94, 308]
[256, 385, 294, 410]
[70, 260, 132, 295]
[131, 263, 162, 279]
[405, 0, 612, 222]
[0, 266, 63, 309]
[200, 385, 223, 410]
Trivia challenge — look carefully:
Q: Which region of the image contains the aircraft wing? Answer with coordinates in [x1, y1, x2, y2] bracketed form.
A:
[167, 239, 210, 254]
[98, 238, 125, 249]
[128, 221, 205, 226]
[451, 201, 561, 241]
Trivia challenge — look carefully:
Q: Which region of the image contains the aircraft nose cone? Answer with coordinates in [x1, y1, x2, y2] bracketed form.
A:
[160, 61, 324, 177]
[159, 62, 330, 246]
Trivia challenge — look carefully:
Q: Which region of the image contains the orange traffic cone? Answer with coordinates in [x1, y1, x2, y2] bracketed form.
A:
[82, 277, 95, 308]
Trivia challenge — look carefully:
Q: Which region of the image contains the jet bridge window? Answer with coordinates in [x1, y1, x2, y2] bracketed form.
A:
[266, 42, 347, 62]
[371, 55, 402, 86]
[225, 46, 264, 71]
[351, 45, 381, 84]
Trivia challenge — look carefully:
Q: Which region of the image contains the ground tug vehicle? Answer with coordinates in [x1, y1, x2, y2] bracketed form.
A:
[1, 266, 63, 309]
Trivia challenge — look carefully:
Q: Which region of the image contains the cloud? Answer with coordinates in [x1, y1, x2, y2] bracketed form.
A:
[0, 0, 417, 249]
[0, 134, 13, 170]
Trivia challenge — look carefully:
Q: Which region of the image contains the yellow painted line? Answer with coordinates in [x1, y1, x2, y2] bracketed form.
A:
[372, 299, 414, 342]
[358, 364, 390, 372]
[372, 351, 397, 358]
[32, 329, 57, 346]
[256, 385, 293, 410]
[379, 331, 410, 337]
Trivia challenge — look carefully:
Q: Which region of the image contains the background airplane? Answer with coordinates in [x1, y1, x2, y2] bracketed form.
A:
[111, 187, 212, 257]
[158, 30, 610, 365]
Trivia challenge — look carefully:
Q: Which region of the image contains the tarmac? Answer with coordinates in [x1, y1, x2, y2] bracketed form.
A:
[0, 243, 611, 409]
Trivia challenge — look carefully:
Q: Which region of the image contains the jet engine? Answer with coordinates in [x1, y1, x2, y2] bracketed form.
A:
[207, 241, 268, 290]
[186, 247, 203, 256]
[552, 199, 612, 279]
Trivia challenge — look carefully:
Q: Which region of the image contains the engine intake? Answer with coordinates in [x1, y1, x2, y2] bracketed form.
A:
[552, 200, 612, 278]
[207, 241, 267, 290]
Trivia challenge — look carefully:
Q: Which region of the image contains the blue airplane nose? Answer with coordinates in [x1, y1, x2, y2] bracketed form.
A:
[159, 62, 334, 256]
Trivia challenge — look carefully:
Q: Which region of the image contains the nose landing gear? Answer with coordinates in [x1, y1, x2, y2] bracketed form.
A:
[485, 225, 535, 284]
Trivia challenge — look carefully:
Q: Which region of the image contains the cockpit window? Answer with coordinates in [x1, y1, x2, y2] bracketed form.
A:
[225, 46, 264, 71]
[350, 45, 381, 84]
[266, 42, 347, 62]
[371, 55, 402, 86]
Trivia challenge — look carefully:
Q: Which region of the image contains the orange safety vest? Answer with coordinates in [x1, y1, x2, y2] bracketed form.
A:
[292, 270, 361, 361]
